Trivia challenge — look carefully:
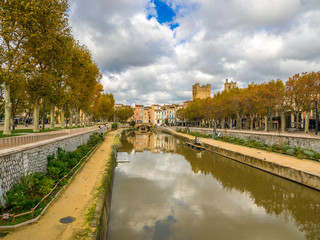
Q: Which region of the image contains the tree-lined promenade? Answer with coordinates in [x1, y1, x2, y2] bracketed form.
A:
[0, 0, 114, 136]
[178, 72, 320, 133]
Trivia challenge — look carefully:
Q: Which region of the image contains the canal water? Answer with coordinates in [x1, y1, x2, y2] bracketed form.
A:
[107, 131, 320, 240]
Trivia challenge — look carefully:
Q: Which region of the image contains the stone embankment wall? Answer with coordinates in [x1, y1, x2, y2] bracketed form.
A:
[175, 127, 320, 153]
[167, 129, 320, 191]
[0, 127, 108, 202]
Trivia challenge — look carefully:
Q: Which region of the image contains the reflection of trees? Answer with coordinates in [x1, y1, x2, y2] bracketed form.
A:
[118, 132, 320, 239]
[182, 147, 320, 240]
[118, 131, 135, 153]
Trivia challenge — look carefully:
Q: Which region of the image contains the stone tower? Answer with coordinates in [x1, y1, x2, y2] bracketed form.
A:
[224, 79, 237, 91]
[192, 83, 211, 100]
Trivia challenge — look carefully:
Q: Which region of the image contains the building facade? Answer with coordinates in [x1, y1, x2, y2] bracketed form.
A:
[133, 105, 151, 124]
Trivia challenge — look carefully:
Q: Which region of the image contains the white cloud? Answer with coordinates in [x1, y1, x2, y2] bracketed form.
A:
[69, 0, 320, 105]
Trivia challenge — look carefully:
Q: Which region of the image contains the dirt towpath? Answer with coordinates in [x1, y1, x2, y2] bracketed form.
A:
[4, 131, 116, 240]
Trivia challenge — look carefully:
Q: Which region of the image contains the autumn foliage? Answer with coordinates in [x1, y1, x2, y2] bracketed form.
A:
[181, 72, 320, 133]
[0, 0, 114, 134]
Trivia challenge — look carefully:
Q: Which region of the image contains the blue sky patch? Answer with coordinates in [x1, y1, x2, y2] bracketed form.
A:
[147, 0, 179, 30]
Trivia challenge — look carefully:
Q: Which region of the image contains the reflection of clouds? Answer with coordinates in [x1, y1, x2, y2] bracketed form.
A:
[118, 152, 189, 184]
[143, 214, 177, 240]
[109, 134, 306, 240]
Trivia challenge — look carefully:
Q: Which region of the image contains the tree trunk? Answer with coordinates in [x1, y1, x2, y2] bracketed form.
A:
[89, 115, 92, 125]
[50, 105, 55, 129]
[3, 83, 12, 135]
[33, 100, 40, 132]
[80, 109, 83, 126]
[236, 114, 240, 129]
[305, 111, 310, 133]
[75, 109, 80, 127]
[245, 116, 249, 129]
[221, 118, 224, 129]
[250, 116, 254, 130]
[229, 118, 232, 129]
[264, 116, 268, 132]
[295, 112, 299, 130]
[61, 107, 65, 129]
[69, 109, 73, 127]
[281, 112, 286, 132]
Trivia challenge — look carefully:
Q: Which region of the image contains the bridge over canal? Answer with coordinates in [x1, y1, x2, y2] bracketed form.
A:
[135, 123, 153, 132]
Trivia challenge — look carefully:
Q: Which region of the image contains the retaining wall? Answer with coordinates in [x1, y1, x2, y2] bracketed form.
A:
[0, 127, 108, 203]
[175, 127, 320, 153]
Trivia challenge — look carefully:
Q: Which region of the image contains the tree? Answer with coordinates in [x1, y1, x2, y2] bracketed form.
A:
[286, 74, 300, 130]
[0, 0, 36, 134]
[65, 43, 101, 127]
[176, 108, 186, 126]
[242, 84, 258, 130]
[114, 106, 134, 122]
[130, 120, 136, 128]
[23, 0, 70, 132]
[184, 99, 204, 126]
[255, 80, 284, 131]
[93, 93, 115, 122]
[294, 72, 320, 133]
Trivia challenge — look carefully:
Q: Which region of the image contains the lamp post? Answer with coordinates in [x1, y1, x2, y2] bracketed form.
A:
[311, 100, 318, 135]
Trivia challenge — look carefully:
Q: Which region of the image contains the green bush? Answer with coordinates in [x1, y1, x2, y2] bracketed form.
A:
[112, 122, 118, 129]
[87, 133, 104, 147]
[313, 153, 320, 159]
[47, 166, 60, 181]
[37, 178, 55, 195]
[5, 184, 27, 211]
[301, 149, 315, 158]
[286, 148, 296, 155]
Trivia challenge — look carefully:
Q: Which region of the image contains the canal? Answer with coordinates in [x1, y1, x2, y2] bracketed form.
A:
[107, 131, 320, 240]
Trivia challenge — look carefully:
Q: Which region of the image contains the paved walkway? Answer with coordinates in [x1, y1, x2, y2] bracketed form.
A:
[0, 126, 107, 152]
[173, 126, 320, 139]
[3, 131, 115, 240]
[168, 128, 320, 177]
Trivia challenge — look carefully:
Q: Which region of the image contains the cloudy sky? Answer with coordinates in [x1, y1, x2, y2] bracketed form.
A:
[69, 0, 320, 106]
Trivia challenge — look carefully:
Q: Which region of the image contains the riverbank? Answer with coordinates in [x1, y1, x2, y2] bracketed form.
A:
[2, 131, 116, 240]
[164, 127, 320, 191]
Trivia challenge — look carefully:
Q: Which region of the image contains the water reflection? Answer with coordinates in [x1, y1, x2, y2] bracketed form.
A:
[118, 131, 177, 153]
[108, 132, 320, 240]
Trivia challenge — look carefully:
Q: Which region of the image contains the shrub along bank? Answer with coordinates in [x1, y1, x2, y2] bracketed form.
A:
[177, 129, 320, 161]
[0, 133, 104, 225]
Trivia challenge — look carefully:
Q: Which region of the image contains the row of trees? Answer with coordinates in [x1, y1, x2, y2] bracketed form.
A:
[0, 0, 114, 134]
[177, 72, 320, 133]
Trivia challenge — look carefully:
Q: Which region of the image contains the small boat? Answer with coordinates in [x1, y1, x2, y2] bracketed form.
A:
[186, 136, 206, 150]
[185, 142, 206, 150]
